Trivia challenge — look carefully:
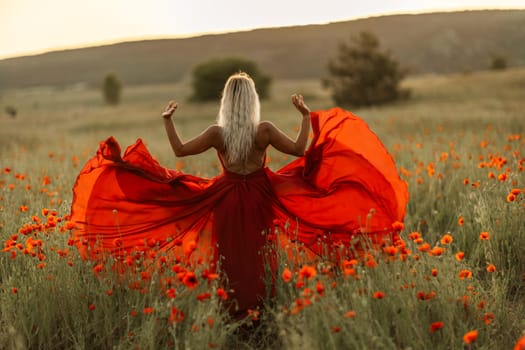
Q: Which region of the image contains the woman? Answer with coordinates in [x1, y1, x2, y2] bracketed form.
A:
[70, 72, 408, 315]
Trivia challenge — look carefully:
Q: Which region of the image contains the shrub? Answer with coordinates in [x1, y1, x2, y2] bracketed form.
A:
[102, 73, 122, 105]
[490, 56, 507, 70]
[324, 31, 409, 108]
[190, 57, 271, 101]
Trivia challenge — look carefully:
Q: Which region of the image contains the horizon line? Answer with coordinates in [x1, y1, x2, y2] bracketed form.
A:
[1, 7, 523, 61]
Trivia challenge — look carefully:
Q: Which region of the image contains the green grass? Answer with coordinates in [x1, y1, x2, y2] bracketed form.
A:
[1, 68, 524, 349]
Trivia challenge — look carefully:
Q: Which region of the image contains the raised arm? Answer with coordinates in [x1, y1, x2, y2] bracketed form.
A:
[264, 94, 311, 157]
[162, 101, 222, 157]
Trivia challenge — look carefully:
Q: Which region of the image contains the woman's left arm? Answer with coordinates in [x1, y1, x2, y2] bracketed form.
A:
[162, 101, 221, 157]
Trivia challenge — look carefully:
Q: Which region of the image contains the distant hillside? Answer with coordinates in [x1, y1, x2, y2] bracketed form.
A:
[1, 9, 524, 89]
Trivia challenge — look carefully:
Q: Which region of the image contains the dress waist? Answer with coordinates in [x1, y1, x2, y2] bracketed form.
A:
[222, 167, 267, 181]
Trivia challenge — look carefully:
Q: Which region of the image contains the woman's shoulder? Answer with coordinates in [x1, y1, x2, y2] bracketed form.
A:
[257, 120, 275, 133]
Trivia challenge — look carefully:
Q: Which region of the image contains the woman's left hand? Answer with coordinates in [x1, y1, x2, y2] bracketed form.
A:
[162, 101, 178, 119]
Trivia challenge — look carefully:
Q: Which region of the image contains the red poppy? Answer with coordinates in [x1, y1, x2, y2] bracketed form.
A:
[143, 307, 154, 314]
[463, 330, 478, 344]
[216, 288, 228, 300]
[440, 234, 453, 245]
[373, 291, 385, 299]
[282, 268, 293, 283]
[168, 307, 185, 324]
[197, 292, 211, 301]
[486, 264, 496, 273]
[182, 272, 198, 289]
[429, 321, 443, 333]
[299, 265, 316, 280]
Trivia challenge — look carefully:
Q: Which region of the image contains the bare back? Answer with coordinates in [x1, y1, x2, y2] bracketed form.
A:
[218, 123, 271, 175]
[218, 120, 305, 174]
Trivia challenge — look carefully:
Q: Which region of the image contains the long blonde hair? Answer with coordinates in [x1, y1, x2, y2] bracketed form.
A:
[217, 72, 261, 164]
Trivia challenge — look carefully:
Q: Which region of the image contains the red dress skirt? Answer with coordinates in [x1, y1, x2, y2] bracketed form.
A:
[70, 107, 409, 312]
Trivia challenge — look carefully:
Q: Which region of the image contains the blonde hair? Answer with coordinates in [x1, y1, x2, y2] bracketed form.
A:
[217, 72, 261, 164]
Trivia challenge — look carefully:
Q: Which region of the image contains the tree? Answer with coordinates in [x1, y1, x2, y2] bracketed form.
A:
[102, 73, 122, 105]
[190, 57, 271, 101]
[490, 56, 507, 70]
[325, 31, 409, 108]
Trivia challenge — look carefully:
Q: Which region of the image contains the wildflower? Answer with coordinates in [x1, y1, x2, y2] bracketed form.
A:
[143, 307, 155, 314]
[486, 264, 497, 273]
[247, 309, 260, 321]
[507, 193, 517, 202]
[479, 231, 490, 240]
[339, 310, 356, 320]
[392, 221, 404, 231]
[89, 303, 96, 311]
[431, 268, 438, 277]
[498, 173, 507, 182]
[207, 317, 215, 328]
[408, 231, 421, 241]
[418, 243, 430, 252]
[197, 292, 211, 301]
[130, 310, 138, 317]
[332, 326, 341, 333]
[458, 269, 473, 280]
[12, 287, 18, 294]
[168, 306, 185, 323]
[429, 321, 444, 333]
[165, 288, 176, 299]
[511, 188, 522, 195]
[429, 247, 444, 256]
[315, 280, 325, 296]
[282, 267, 293, 283]
[365, 257, 377, 268]
[93, 264, 104, 274]
[458, 216, 464, 226]
[482, 312, 495, 325]
[477, 300, 486, 310]
[201, 269, 219, 281]
[462, 178, 469, 185]
[514, 335, 525, 350]
[106, 289, 113, 296]
[440, 233, 453, 245]
[463, 330, 478, 344]
[456, 251, 465, 261]
[182, 272, 198, 289]
[373, 291, 385, 299]
[299, 265, 316, 280]
[383, 245, 398, 256]
[302, 288, 313, 298]
[19, 205, 29, 212]
[216, 288, 228, 300]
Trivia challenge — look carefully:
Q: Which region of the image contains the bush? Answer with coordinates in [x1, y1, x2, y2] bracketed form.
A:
[102, 73, 122, 105]
[190, 58, 271, 101]
[490, 56, 507, 70]
[324, 31, 409, 108]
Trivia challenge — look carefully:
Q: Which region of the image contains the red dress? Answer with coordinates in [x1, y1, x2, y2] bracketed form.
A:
[70, 107, 408, 312]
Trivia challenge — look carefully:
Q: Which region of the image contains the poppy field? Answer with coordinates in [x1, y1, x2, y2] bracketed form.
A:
[1, 68, 524, 349]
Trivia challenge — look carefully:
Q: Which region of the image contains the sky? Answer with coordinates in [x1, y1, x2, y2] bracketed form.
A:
[1, 0, 524, 60]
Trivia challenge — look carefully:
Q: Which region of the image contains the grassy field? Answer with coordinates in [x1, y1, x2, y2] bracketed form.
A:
[1, 68, 524, 349]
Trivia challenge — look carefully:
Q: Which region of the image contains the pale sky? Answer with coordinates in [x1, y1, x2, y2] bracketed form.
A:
[1, 0, 524, 59]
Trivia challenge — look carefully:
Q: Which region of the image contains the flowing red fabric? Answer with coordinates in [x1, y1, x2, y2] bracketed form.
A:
[70, 107, 408, 312]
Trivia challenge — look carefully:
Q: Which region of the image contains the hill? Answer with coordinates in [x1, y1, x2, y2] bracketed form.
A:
[1, 9, 524, 89]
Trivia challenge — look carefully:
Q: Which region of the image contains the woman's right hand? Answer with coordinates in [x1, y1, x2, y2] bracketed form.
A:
[292, 94, 310, 117]
[162, 101, 178, 119]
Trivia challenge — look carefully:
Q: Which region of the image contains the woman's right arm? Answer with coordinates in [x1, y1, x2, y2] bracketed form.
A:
[265, 94, 311, 156]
